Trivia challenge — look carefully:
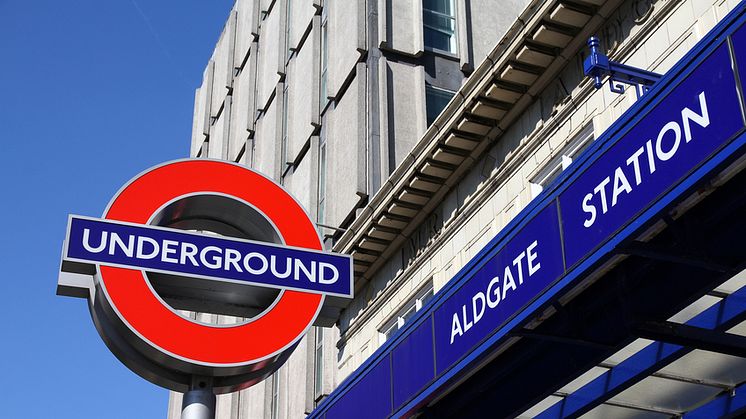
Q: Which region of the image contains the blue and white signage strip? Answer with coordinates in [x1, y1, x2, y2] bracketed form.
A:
[63, 215, 354, 298]
[309, 4, 746, 419]
[559, 41, 745, 268]
[432, 203, 565, 373]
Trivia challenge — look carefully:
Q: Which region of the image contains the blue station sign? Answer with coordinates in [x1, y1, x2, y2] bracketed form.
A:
[64, 215, 354, 298]
[560, 42, 744, 267]
[310, 5, 746, 419]
[433, 203, 564, 373]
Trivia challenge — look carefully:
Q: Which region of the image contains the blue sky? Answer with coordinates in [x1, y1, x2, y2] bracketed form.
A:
[0, 1, 234, 417]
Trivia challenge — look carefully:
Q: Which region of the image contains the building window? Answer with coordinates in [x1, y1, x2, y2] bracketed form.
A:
[314, 327, 324, 401]
[286, 0, 293, 60]
[529, 124, 594, 198]
[320, 0, 329, 108]
[270, 371, 280, 419]
[379, 281, 434, 345]
[281, 81, 291, 181]
[425, 85, 455, 126]
[318, 125, 327, 223]
[423, 0, 457, 53]
[249, 138, 256, 168]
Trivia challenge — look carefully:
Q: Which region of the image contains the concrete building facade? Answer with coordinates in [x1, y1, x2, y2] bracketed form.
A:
[168, 0, 746, 417]
[170, 0, 529, 417]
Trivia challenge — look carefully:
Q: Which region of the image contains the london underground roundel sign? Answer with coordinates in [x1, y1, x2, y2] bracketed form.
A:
[57, 159, 353, 393]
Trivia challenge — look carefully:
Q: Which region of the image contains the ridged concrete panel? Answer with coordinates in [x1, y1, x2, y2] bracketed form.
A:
[283, 146, 313, 213]
[327, 0, 364, 99]
[380, 0, 422, 56]
[385, 61, 427, 171]
[326, 73, 363, 227]
[288, 0, 315, 51]
[235, 0, 259, 69]
[253, 91, 278, 179]
[191, 87, 205, 157]
[211, 28, 232, 116]
[208, 110, 227, 159]
[229, 66, 254, 161]
[469, 0, 531, 66]
[257, 6, 281, 110]
[287, 34, 316, 161]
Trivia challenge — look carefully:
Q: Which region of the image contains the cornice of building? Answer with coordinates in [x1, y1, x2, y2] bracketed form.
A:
[335, 0, 693, 343]
[333, 0, 626, 290]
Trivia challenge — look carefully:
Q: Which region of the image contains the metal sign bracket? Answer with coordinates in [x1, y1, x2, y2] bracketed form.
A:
[584, 37, 662, 98]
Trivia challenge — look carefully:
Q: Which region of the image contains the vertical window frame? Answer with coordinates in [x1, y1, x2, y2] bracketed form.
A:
[320, 0, 329, 109]
[281, 80, 291, 182]
[270, 371, 280, 419]
[425, 84, 456, 127]
[422, 0, 458, 54]
[313, 327, 324, 402]
[317, 123, 327, 224]
[286, 0, 294, 60]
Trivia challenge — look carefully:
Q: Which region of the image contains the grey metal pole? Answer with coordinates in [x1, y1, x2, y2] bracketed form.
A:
[181, 377, 215, 419]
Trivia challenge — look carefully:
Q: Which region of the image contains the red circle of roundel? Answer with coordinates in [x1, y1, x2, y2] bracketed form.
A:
[99, 160, 323, 366]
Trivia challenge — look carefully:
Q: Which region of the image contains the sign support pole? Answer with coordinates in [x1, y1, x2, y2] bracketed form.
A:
[181, 377, 215, 419]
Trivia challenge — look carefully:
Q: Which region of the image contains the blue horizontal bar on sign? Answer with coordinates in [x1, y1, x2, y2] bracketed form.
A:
[559, 41, 745, 268]
[63, 215, 354, 298]
[392, 318, 436, 409]
[325, 354, 393, 419]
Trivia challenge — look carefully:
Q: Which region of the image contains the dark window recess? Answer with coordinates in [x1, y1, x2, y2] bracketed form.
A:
[423, 0, 457, 53]
[426, 85, 456, 126]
